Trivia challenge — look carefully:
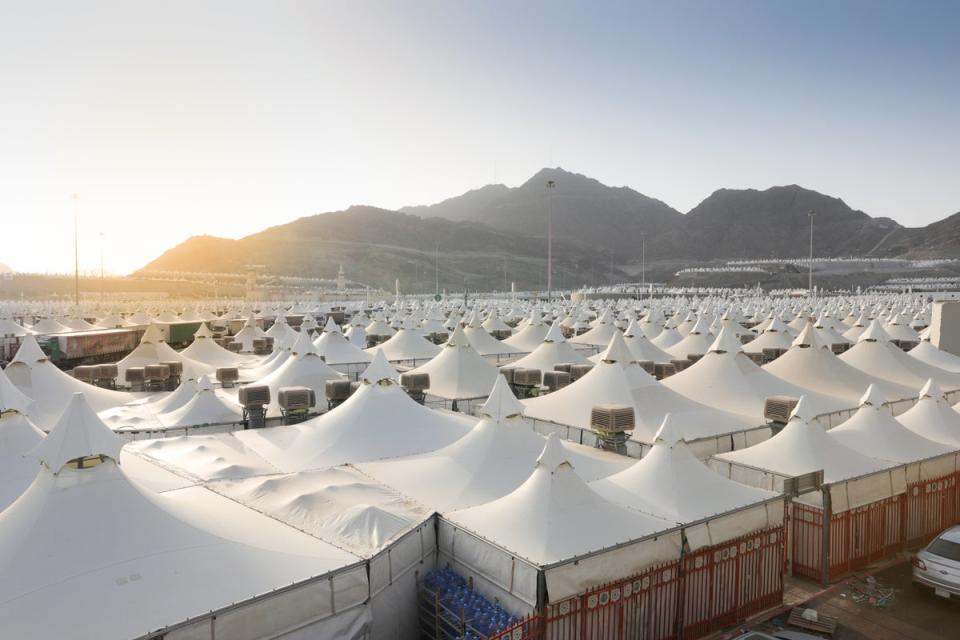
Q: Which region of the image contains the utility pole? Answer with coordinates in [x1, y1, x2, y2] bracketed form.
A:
[99, 232, 104, 302]
[808, 210, 816, 295]
[434, 243, 439, 296]
[546, 180, 556, 302]
[640, 231, 646, 298]
[72, 193, 80, 307]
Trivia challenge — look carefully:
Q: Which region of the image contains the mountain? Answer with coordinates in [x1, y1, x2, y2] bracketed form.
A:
[403, 168, 683, 261]
[139, 206, 621, 293]
[676, 185, 903, 260]
[140, 169, 960, 293]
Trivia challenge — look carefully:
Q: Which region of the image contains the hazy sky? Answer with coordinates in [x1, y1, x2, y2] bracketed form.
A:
[1, 0, 958, 274]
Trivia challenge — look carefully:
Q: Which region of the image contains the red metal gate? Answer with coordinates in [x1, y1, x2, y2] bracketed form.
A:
[491, 527, 785, 640]
[905, 472, 957, 548]
[790, 502, 824, 581]
[680, 527, 784, 638]
[829, 494, 904, 581]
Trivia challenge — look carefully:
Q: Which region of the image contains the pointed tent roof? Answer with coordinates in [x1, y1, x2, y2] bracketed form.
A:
[443, 434, 679, 569]
[29, 393, 123, 474]
[591, 414, 778, 524]
[829, 384, 953, 464]
[361, 349, 400, 384]
[480, 375, 525, 422]
[0, 367, 33, 415]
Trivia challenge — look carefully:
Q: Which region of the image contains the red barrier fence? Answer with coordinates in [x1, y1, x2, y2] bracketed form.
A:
[490, 526, 784, 640]
[791, 471, 960, 583]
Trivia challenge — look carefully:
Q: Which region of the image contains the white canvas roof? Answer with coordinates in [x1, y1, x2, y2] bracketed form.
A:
[0, 411, 44, 511]
[6, 337, 135, 428]
[0, 437, 365, 640]
[180, 324, 258, 368]
[502, 312, 547, 352]
[366, 327, 440, 362]
[522, 333, 759, 444]
[840, 320, 960, 390]
[714, 397, 897, 483]
[444, 434, 679, 567]
[357, 376, 630, 511]
[406, 326, 500, 400]
[156, 376, 243, 428]
[663, 328, 849, 420]
[591, 415, 779, 524]
[211, 466, 432, 557]
[462, 313, 515, 356]
[512, 321, 591, 371]
[249, 331, 345, 415]
[829, 385, 954, 464]
[622, 319, 673, 363]
[763, 323, 916, 404]
[897, 380, 960, 447]
[233, 352, 473, 472]
[569, 309, 619, 347]
[314, 324, 373, 365]
[909, 339, 960, 374]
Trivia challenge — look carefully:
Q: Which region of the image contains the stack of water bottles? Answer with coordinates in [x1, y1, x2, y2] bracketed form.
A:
[420, 567, 520, 640]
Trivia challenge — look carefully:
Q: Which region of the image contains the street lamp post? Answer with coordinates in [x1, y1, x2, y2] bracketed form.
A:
[808, 210, 816, 295]
[72, 193, 80, 307]
[546, 180, 556, 302]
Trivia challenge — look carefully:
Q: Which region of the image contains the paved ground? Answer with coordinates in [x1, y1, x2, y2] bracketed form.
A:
[723, 554, 960, 639]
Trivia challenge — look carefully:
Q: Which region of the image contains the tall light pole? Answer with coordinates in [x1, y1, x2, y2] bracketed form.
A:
[434, 243, 439, 297]
[640, 231, 646, 297]
[72, 193, 80, 307]
[99, 232, 105, 302]
[546, 180, 556, 302]
[807, 210, 816, 295]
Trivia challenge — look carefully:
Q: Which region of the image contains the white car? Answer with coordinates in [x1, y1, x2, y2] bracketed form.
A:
[913, 525, 960, 599]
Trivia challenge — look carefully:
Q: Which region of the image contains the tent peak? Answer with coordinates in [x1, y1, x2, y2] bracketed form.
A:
[536, 432, 570, 472]
[361, 349, 399, 384]
[28, 392, 123, 474]
[480, 375, 525, 422]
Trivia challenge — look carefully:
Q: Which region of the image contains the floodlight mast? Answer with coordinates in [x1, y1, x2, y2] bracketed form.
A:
[546, 179, 556, 302]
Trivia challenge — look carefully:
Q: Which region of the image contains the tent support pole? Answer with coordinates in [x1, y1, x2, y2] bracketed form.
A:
[821, 488, 832, 585]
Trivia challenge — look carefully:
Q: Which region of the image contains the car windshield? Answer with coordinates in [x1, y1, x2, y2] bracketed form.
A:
[928, 537, 960, 561]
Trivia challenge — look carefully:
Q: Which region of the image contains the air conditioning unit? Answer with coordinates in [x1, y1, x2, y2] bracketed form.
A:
[278, 386, 316, 424]
[746, 352, 767, 366]
[238, 384, 271, 429]
[278, 386, 316, 410]
[897, 340, 918, 352]
[238, 384, 271, 407]
[762, 347, 786, 362]
[160, 360, 183, 378]
[569, 364, 593, 381]
[400, 372, 430, 392]
[542, 370, 571, 392]
[740, 334, 754, 344]
[226, 341, 242, 353]
[590, 404, 635, 453]
[252, 338, 269, 355]
[670, 359, 689, 372]
[782, 469, 824, 497]
[638, 360, 655, 375]
[499, 367, 516, 384]
[94, 364, 118, 389]
[325, 379, 354, 409]
[653, 362, 676, 379]
[553, 363, 572, 374]
[72, 365, 97, 382]
[125, 367, 145, 391]
[830, 342, 848, 354]
[143, 364, 170, 382]
[216, 367, 239, 388]
[491, 329, 511, 340]
[428, 332, 449, 345]
[263, 336, 275, 350]
[512, 368, 542, 387]
[764, 396, 800, 426]
[686, 353, 704, 364]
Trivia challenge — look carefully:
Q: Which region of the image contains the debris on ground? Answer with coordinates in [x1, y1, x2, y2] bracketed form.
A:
[843, 572, 898, 608]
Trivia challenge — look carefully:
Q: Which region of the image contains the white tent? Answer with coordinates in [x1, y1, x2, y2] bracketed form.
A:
[713, 397, 897, 486]
[115, 323, 211, 381]
[234, 351, 473, 472]
[502, 311, 548, 353]
[405, 325, 500, 401]
[591, 415, 782, 548]
[663, 327, 849, 421]
[909, 338, 960, 374]
[358, 376, 630, 511]
[248, 330, 345, 416]
[314, 317, 373, 366]
[231, 316, 267, 353]
[569, 308, 619, 347]
[156, 375, 243, 429]
[742, 316, 793, 355]
[180, 322, 258, 368]
[522, 332, 760, 447]
[5, 336, 135, 429]
[0, 374, 43, 510]
[897, 379, 960, 447]
[0, 393, 369, 640]
[462, 312, 516, 357]
[830, 385, 954, 465]
[30, 317, 72, 334]
[664, 316, 714, 360]
[622, 318, 673, 363]
[367, 317, 441, 362]
[840, 320, 960, 391]
[442, 434, 681, 607]
[512, 321, 591, 371]
[763, 323, 916, 405]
